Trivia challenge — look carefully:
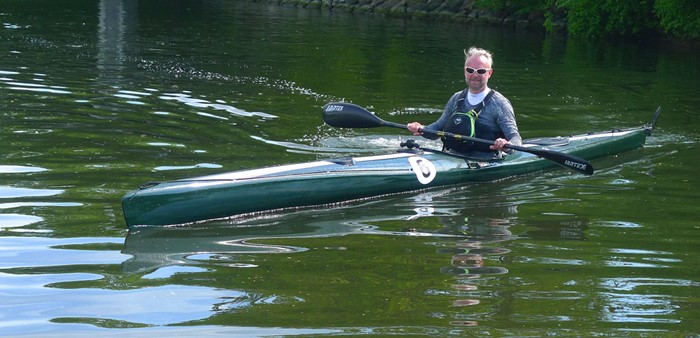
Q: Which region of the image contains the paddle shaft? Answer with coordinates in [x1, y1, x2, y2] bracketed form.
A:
[322, 102, 594, 175]
[380, 116, 593, 175]
[381, 120, 508, 150]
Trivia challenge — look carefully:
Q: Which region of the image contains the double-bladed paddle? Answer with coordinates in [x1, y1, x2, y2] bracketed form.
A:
[322, 102, 594, 175]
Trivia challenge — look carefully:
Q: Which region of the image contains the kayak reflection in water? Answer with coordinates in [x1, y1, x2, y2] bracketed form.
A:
[407, 46, 522, 159]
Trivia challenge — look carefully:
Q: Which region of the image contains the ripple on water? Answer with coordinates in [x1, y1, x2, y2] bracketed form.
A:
[599, 277, 697, 292]
[142, 265, 208, 279]
[0, 213, 44, 230]
[0, 237, 127, 269]
[0, 165, 48, 173]
[159, 92, 277, 118]
[0, 186, 63, 198]
[153, 163, 223, 171]
[595, 220, 643, 228]
[599, 292, 681, 324]
[5, 80, 72, 94]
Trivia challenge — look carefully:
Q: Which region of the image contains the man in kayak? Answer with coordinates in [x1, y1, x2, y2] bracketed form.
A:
[407, 46, 522, 158]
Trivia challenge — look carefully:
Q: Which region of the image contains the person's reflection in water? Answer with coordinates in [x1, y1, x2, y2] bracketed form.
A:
[425, 209, 515, 328]
[433, 210, 589, 328]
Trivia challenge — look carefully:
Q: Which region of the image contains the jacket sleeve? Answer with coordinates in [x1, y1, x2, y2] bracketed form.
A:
[493, 92, 522, 148]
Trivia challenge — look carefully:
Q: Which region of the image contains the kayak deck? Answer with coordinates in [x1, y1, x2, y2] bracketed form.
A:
[122, 127, 650, 227]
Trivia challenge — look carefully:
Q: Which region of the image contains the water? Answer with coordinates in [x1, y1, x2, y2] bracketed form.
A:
[1, 0, 699, 336]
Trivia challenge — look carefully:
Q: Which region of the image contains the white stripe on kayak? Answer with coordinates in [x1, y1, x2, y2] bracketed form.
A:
[522, 129, 639, 147]
[567, 129, 638, 141]
[195, 152, 419, 181]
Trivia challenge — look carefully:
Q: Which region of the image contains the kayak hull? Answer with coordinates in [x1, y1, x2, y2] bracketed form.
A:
[122, 127, 649, 227]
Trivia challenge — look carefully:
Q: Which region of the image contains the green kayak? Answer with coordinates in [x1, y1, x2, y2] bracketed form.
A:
[122, 116, 655, 227]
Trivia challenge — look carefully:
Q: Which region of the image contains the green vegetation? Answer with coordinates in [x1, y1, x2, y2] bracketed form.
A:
[654, 0, 700, 39]
[477, 0, 700, 39]
[296, 0, 699, 40]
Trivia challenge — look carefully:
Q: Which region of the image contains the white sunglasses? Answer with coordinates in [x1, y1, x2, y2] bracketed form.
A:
[465, 67, 491, 75]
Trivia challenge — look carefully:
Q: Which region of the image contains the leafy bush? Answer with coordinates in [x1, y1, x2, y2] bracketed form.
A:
[655, 0, 700, 39]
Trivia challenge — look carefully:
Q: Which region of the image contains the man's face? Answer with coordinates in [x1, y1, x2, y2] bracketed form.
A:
[464, 55, 492, 93]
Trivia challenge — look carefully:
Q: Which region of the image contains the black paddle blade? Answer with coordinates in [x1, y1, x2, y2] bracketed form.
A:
[521, 146, 594, 175]
[322, 102, 383, 128]
[554, 152, 594, 175]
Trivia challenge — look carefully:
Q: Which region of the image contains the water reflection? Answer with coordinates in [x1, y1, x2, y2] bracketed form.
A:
[121, 202, 465, 274]
[433, 212, 514, 327]
[119, 197, 480, 331]
[97, 0, 137, 84]
[120, 187, 521, 330]
[0, 165, 48, 174]
[0, 213, 43, 230]
[0, 184, 65, 233]
[420, 197, 594, 329]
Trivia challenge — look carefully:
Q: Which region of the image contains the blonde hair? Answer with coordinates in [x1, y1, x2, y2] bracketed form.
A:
[464, 47, 494, 68]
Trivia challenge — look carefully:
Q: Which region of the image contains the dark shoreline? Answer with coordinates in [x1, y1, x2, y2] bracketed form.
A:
[251, 0, 556, 31]
[251, 0, 700, 45]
